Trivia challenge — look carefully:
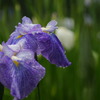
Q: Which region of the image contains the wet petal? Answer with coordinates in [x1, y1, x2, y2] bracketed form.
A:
[0, 55, 14, 89]
[7, 34, 38, 52]
[35, 32, 71, 67]
[16, 24, 42, 35]
[17, 34, 38, 52]
[16, 49, 34, 61]
[8, 44, 21, 53]
[7, 17, 42, 45]
[51, 33, 65, 52]
[11, 60, 45, 99]
[6, 30, 22, 45]
[2, 43, 15, 57]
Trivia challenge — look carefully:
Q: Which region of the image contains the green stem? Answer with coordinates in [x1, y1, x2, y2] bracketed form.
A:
[37, 84, 41, 100]
[35, 53, 41, 100]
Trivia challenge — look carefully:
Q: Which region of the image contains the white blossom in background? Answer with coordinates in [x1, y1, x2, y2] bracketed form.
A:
[84, 0, 92, 6]
[55, 27, 75, 50]
[84, 14, 93, 25]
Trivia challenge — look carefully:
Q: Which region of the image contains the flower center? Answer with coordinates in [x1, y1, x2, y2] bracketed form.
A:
[11, 56, 21, 66]
[16, 35, 23, 39]
[41, 27, 49, 33]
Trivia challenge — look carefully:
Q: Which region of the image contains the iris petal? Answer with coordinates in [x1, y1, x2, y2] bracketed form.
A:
[14, 34, 38, 52]
[16, 49, 34, 61]
[2, 43, 15, 57]
[11, 60, 45, 99]
[51, 33, 65, 52]
[47, 20, 57, 27]
[0, 55, 14, 89]
[6, 30, 22, 45]
[35, 32, 71, 67]
[7, 34, 38, 52]
[22, 16, 32, 24]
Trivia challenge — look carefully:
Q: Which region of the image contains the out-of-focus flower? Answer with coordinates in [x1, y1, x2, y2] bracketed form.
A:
[84, 0, 92, 6]
[59, 18, 74, 29]
[0, 43, 45, 100]
[84, 14, 93, 25]
[55, 27, 75, 50]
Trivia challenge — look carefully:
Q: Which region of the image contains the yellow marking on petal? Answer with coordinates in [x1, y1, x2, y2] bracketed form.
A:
[16, 35, 23, 39]
[43, 31, 49, 33]
[13, 60, 19, 66]
[11, 56, 21, 67]
[41, 27, 50, 33]
[0, 44, 3, 51]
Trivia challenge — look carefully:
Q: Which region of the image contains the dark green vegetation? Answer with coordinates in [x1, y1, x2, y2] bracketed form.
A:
[0, 0, 100, 100]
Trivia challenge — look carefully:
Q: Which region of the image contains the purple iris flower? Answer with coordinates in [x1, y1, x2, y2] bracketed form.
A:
[7, 16, 71, 67]
[0, 43, 45, 99]
[0, 16, 71, 99]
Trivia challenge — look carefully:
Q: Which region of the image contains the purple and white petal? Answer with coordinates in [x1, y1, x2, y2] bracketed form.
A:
[35, 32, 71, 67]
[7, 33, 38, 53]
[6, 30, 22, 45]
[17, 34, 38, 52]
[2, 43, 15, 57]
[16, 24, 42, 35]
[11, 60, 45, 99]
[16, 49, 34, 61]
[0, 55, 14, 89]
[7, 16, 42, 45]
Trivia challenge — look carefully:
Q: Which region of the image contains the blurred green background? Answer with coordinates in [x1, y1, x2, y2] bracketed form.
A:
[0, 0, 100, 100]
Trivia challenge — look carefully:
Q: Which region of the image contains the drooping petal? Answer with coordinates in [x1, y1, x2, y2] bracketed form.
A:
[11, 60, 45, 99]
[51, 33, 65, 52]
[35, 32, 71, 67]
[0, 55, 14, 89]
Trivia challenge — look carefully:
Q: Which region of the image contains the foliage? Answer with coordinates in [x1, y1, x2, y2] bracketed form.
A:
[0, 0, 100, 100]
